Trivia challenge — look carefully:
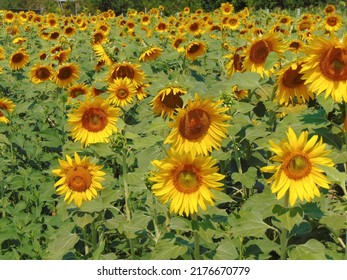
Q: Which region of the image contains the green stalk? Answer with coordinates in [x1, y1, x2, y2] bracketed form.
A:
[91, 220, 97, 252]
[152, 195, 161, 242]
[122, 149, 135, 259]
[280, 194, 289, 260]
[191, 213, 200, 260]
[83, 226, 89, 256]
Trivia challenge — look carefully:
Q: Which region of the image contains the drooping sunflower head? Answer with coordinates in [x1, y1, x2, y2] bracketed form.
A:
[107, 77, 137, 107]
[165, 94, 231, 156]
[68, 97, 121, 147]
[139, 46, 163, 62]
[53, 63, 80, 88]
[150, 150, 225, 216]
[274, 61, 314, 106]
[9, 49, 30, 70]
[0, 98, 16, 124]
[29, 64, 53, 84]
[261, 127, 334, 206]
[300, 35, 347, 102]
[151, 86, 187, 118]
[92, 44, 112, 66]
[185, 41, 207, 60]
[106, 62, 145, 86]
[52, 152, 106, 208]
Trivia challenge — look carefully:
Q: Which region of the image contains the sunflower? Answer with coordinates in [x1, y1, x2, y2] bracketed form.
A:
[300, 35, 347, 102]
[225, 46, 245, 76]
[151, 86, 187, 118]
[52, 152, 106, 207]
[165, 94, 231, 156]
[150, 150, 225, 216]
[324, 14, 343, 32]
[242, 33, 285, 77]
[135, 83, 149, 101]
[185, 41, 207, 60]
[92, 44, 112, 65]
[261, 127, 333, 206]
[324, 4, 336, 14]
[53, 49, 71, 64]
[107, 77, 137, 107]
[9, 49, 30, 70]
[29, 64, 53, 84]
[64, 25, 76, 37]
[139, 47, 163, 62]
[0, 47, 5, 60]
[68, 97, 120, 147]
[288, 39, 304, 53]
[141, 14, 151, 25]
[67, 84, 89, 99]
[4, 11, 15, 23]
[92, 31, 108, 44]
[53, 63, 80, 88]
[232, 86, 248, 100]
[274, 61, 314, 106]
[0, 98, 15, 124]
[171, 36, 186, 52]
[220, 2, 234, 15]
[106, 62, 145, 86]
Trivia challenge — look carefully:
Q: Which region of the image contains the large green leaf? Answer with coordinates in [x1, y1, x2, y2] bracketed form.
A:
[288, 239, 327, 260]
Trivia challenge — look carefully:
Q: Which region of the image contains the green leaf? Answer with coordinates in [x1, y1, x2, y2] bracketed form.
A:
[229, 72, 261, 90]
[320, 214, 346, 234]
[150, 239, 187, 260]
[233, 212, 272, 238]
[0, 134, 11, 145]
[288, 239, 327, 260]
[273, 205, 303, 231]
[289, 221, 312, 238]
[231, 167, 257, 189]
[170, 216, 191, 231]
[73, 213, 95, 228]
[264, 51, 279, 70]
[214, 240, 239, 260]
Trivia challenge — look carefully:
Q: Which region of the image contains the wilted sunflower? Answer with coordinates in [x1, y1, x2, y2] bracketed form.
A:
[0, 98, 15, 124]
[139, 47, 163, 62]
[324, 14, 343, 32]
[165, 94, 231, 156]
[242, 34, 285, 77]
[300, 35, 347, 102]
[52, 152, 105, 208]
[68, 97, 120, 147]
[185, 41, 207, 60]
[150, 150, 225, 216]
[274, 61, 314, 106]
[9, 49, 30, 70]
[106, 62, 145, 86]
[151, 86, 187, 118]
[261, 127, 333, 206]
[53, 63, 80, 88]
[29, 64, 53, 84]
[107, 77, 137, 107]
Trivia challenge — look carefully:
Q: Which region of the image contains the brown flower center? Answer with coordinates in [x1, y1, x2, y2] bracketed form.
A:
[320, 47, 347, 81]
[36, 67, 51, 80]
[12, 53, 24, 63]
[161, 92, 184, 109]
[250, 39, 271, 64]
[188, 43, 200, 54]
[58, 66, 73, 80]
[283, 154, 311, 180]
[282, 64, 305, 88]
[116, 88, 129, 99]
[179, 109, 210, 140]
[174, 165, 201, 193]
[82, 108, 108, 132]
[66, 166, 92, 192]
[327, 16, 337, 26]
[289, 41, 300, 50]
[113, 65, 135, 80]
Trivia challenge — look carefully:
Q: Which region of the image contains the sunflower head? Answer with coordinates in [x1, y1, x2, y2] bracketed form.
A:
[150, 150, 225, 216]
[261, 127, 333, 206]
[29, 64, 53, 84]
[0, 98, 16, 124]
[107, 77, 137, 107]
[151, 86, 188, 118]
[139, 47, 163, 62]
[185, 41, 207, 60]
[9, 49, 30, 70]
[107, 62, 145, 86]
[52, 152, 106, 207]
[54, 63, 80, 88]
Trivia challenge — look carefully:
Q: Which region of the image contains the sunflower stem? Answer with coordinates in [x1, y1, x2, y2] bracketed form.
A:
[122, 148, 135, 259]
[191, 213, 200, 260]
[91, 220, 97, 252]
[83, 226, 89, 256]
[280, 194, 289, 260]
[152, 195, 161, 243]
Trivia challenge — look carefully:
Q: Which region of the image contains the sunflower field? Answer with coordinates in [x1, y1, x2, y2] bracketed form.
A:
[0, 2, 346, 261]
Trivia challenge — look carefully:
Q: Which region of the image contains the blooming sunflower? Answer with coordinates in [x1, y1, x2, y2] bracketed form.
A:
[107, 77, 137, 107]
[242, 33, 285, 77]
[300, 35, 347, 102]
[53, 63, 80, 88]
[150, 150, 225, 216]
[29, 64, 53, 84]
[261, 127, 334, 206]
[52, 152, 105, 207]
[92, 44, 112, 66]
[274, 61, 314, 106]
[0, 47, 6, 60]
[68, 97, 120, 147]
[324, 4, 336, 14]
[225, 46, 245, 76]
[139, 47, 163, 62]
[185, 41, 207, 61]
[151, 86, 187, 118]
[67, 83, 89, 99]
[165, 94, 231, 156]
[220, 2, 234, 15]
[0, 98, 15, 124]
[106, 62, 145, 86]
[324, 14, 343, 32]
[9, 49, 30, 70]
